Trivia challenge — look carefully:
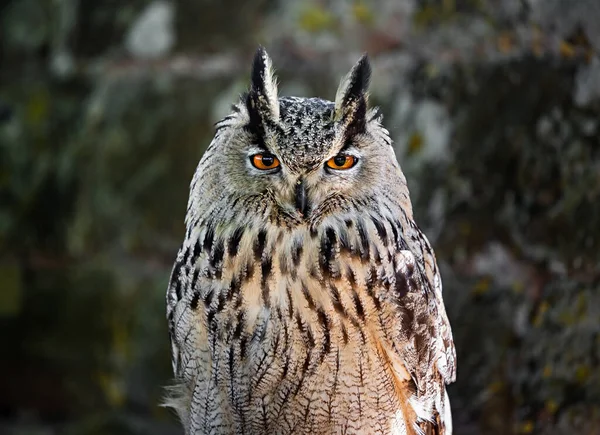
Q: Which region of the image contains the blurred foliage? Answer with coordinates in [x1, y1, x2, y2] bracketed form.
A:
[1, 0, 599, 434]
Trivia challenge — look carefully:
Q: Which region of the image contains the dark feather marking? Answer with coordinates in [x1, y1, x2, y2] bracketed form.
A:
[228, 226, 245, 257]
[409, 277, 418, 292]
[346, 266, 356, 287]
[190, 290, 200, 310]
[368, 107, 381, 122]
[238, 334, 249, 362]
[319, 227, 337, 277]
[192, 239, 202, 263]
[356, 220, 370, 261]
[329, 284, 346, 317]
[286, 286, 294, 319]
[210, 239, 224, 268]
[261, 255, 272, 307]
[203, 288, 214, 307]
[340, 322, 349, 344]
[281, 324, 291, 380]
[203, 223, 215, 253]
[278, 251, 289, 275]
[308, 264, 321, 280]
[215, 113, 236, 125]
[317, 309, 331, 363]
[261, 255, 273, 282]
[291, 240, 303, 266]
[387, 218, 400, 248]
[407, 262, 415, 277]
[373, 247, 382, 265]
[352, 290, 366, 320]
[372, 217, 388, 245]
[233, 313, 245, 340]
[254, 229, 268, 259]
[191, 267, 200, 286]
[228, 277, 240, 302]
[301, 282, 316, 311]
[215, 292, 227, 314]
[243, 260, 256, 283]
[171, 260, 184, 300]
[393, 260, 410, 298]
[245, 52, 270, 150]
[394, 220, 410, 248]
[271, 323, 281, 355]
[207, 309, 217, 331]
[293, 352, 312, 397]
[182, 248, 191, 265]
[304, 321, 316, 349]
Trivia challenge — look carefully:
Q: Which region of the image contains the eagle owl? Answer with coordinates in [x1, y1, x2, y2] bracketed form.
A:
[166, 48, 456, 435]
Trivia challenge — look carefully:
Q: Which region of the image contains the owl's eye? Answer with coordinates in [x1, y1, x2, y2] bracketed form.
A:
[326, 154, 357, 170]
[251, 153, 281, 170]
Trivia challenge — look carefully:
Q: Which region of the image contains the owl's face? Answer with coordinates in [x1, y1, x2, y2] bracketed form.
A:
[188, 49, 409, 231]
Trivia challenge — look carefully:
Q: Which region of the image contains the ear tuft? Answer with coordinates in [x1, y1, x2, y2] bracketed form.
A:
[334, 54, 371, 135]
[247, 47, 280, 124]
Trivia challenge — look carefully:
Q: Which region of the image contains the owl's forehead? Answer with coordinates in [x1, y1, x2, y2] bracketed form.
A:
[274, 97, 337, 170]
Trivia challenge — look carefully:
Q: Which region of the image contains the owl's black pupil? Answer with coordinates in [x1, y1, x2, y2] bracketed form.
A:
[261, 155, 274, 166]
[333, 155, 347, 166]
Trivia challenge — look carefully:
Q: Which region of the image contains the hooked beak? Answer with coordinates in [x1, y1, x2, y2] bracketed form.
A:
[294, 178, 310, 217]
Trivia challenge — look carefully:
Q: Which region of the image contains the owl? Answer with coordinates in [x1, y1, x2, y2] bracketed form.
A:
[165, 48, 456, 435]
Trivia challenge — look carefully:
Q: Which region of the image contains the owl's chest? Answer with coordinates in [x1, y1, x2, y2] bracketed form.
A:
[184, 222, 418, 432]
[206, 304, 407, 434]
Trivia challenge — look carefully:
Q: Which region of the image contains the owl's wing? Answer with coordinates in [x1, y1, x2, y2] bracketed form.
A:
[166, 243, 203, 382]
[384, 229, 456, 433]
[165, 243, 209, 429]
[414, 233, 456, 386]
[166, 249, 185, 378]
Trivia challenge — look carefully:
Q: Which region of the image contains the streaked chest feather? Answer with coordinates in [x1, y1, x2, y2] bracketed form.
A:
[169, 213, 434, 434]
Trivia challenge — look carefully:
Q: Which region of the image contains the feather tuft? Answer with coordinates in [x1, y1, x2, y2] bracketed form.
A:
[334, 54, 371, 135]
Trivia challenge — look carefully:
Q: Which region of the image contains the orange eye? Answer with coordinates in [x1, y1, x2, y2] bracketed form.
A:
[326, 155, 357, 170]
[251, 153, 281, 170]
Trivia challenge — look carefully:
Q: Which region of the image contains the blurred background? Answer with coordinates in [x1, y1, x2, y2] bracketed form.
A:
[1, 0, 599, 434]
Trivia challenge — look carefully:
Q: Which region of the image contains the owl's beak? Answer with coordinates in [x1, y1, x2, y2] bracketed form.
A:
[294, 178, 309, 217]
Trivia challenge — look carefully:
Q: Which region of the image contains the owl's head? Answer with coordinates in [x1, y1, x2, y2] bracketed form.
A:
[187, 48, 410, 231]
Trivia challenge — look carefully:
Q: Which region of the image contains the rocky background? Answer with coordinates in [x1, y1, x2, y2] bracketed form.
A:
[1, 1, 599, 434]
